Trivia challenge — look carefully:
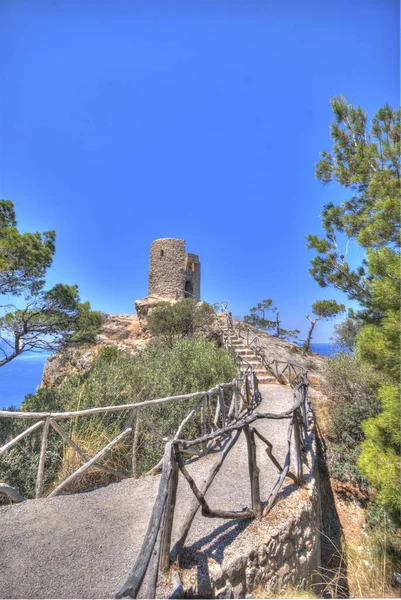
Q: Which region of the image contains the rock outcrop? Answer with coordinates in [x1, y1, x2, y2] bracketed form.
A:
[41, 313, 148, 388]
[41, 311, 326, 390]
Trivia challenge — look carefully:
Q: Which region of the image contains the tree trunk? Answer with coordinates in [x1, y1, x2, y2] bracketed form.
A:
[304, 319, 316, 352]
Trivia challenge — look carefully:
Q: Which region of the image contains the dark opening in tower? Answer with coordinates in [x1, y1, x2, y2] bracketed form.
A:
[184, 280, 193, 298]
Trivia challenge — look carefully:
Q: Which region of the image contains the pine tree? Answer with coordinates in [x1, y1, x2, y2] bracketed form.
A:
[306, 96, 400, 520]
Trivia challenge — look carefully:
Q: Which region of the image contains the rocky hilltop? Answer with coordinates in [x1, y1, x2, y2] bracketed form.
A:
[41, 306, 326, 390]
[41, 313, 145, 387]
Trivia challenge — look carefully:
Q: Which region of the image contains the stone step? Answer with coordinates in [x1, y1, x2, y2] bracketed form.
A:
[257, 376, 276, 384]
[232, 344, 249, 351]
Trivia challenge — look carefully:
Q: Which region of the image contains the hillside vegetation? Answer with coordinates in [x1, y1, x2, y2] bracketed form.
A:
[0, 300, 236, 499]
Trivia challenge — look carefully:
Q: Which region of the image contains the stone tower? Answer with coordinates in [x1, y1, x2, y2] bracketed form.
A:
[148, 238, 201, 302]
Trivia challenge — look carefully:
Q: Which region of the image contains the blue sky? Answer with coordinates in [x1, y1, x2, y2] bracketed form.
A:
[0, 0, 399, 342]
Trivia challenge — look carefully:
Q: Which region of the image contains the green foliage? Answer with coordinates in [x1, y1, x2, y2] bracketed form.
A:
[307, 97, 400, 515]
[304, 299, 345, 351]
[1, 339, 236, 496]
[0, 285, 104, 366]
[306, 96, 399, 307]
[244, 299, 300, 342]
[311, 299, 346, 318]
[0, 390, 65, 501]
[0, 199, 55, 296]
[0, 201, 103, 366]
[358, 384, 401, 523]
[147, 299, 214, 346]
[244, 299, 277, 331]
[324, 353, 383, 485]
[331, 314, 362, 352]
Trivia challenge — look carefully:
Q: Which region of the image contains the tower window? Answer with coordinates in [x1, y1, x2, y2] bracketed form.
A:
[160, 250, 164, 257]
[184, 280, 194, 298]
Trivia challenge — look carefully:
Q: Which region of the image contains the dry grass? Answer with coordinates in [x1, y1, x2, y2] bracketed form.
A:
[312, 525, 401, 599]
[47, 414, 133, 495]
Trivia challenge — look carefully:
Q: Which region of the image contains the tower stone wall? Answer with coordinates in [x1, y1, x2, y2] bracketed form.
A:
[148, 238, 201, 302]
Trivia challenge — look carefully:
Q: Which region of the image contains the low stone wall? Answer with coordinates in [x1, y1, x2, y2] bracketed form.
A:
[202, 421, 321, 598]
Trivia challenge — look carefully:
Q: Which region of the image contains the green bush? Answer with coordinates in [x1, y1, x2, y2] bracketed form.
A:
[147, 299, 215, 346]
[1, 339, 236, 496]
[324, 353, 384, 485]
[0, 390, 65, 502]
[358, 384, 401, 524]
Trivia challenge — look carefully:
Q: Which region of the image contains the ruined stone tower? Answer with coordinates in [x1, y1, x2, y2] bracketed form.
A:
[148, 238, 201, 302]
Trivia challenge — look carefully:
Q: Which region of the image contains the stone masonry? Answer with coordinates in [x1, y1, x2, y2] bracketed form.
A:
[148, 238, 201, 302]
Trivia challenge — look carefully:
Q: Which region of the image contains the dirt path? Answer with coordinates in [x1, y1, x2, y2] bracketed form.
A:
[0, 384, 294, 599]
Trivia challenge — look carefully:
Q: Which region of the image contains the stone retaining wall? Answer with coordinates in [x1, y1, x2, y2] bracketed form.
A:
[205, 421, 321, 598]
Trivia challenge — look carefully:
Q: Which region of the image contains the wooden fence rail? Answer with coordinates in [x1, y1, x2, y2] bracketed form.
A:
[116, 305, 311, 598]
[0, 301, 312, 599]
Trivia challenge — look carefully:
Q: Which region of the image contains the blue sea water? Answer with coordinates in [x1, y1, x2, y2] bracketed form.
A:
[309, 342, 339, 357]
[0, 352, 50, 409]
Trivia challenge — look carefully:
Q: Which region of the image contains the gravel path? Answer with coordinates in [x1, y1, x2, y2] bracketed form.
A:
[0, 384, 293, 599]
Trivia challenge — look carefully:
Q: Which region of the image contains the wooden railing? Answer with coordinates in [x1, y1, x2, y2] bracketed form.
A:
[0, 362, 257, 502]
[115, 306, 311, 598]
[116, 373, 310, 598]
[221, 312, 308, 388]
[0, 301, 312, 599]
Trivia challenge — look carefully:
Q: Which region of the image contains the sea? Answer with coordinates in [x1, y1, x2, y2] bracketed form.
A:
[0, 343, 338, 410]
[0, 352, 50, 409]
[309, 342, 339, 357]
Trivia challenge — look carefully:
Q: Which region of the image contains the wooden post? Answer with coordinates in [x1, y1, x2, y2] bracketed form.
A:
[218, 386, 226, 427]
[116, 442, 174, 599]
[302, 385, 308, 437]
[213, 393, 221, 428]
[132, 407, 140, 478]
[160, 446, 179, 572]
[35, 417, 50, 498]
[244, 424, 261, 516]
[139, 525, 162, 599]
[293, 410, 303, 482]
[201, 396, 208, 452]
[245, 373, 251, 406]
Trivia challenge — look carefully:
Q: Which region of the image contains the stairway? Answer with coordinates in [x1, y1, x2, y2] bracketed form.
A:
[217, 317, 276, 385]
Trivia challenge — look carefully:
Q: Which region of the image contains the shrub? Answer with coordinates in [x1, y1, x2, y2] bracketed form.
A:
[1, 339, 236, 496]
[324, 353, 384, 485]
[147, 299, 215, 346]
[358, 384, 401, 524]
[0, 389, 65, 501]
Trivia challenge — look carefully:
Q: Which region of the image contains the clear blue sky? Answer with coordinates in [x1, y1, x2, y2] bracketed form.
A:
[0, 0, 399, 342]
